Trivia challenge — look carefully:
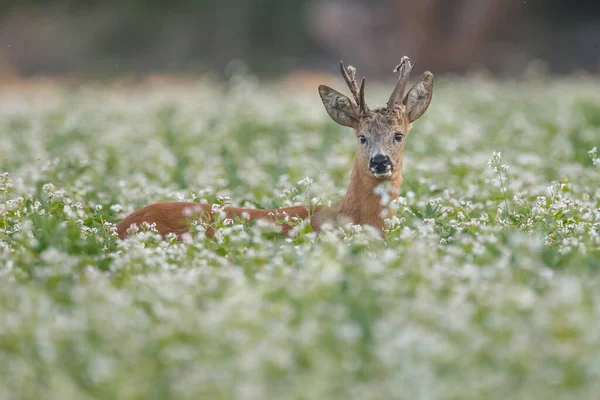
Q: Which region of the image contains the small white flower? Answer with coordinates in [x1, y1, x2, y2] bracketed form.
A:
[297, 177, 313, 187]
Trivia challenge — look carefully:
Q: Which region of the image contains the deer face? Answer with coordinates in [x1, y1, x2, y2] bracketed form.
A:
[319, 58, 433, 180]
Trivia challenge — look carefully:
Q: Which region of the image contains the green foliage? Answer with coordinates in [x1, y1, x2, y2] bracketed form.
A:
[0, 77, 600, 399]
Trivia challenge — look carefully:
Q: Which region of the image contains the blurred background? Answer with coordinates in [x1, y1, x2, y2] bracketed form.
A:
[0, 0, 599, 80]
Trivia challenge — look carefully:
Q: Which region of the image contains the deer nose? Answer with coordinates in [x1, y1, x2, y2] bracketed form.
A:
[369, 154, 392, 173]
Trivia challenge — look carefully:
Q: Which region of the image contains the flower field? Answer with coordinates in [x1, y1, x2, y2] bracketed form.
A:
[1, 74, 600, 399]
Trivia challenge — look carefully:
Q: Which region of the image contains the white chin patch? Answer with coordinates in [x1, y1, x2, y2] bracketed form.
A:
[372, 171, 392, 179]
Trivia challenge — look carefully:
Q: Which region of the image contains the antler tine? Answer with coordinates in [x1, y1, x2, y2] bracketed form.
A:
[340, 60, 360, 104]
[340, 60, 368, 113]
[359, 77, 368, 113]
[387, 56, 414, 109]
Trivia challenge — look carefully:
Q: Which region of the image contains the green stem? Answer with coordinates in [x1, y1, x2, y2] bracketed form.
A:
[2, 190, 6, 231]
[497, 171, 510, 217]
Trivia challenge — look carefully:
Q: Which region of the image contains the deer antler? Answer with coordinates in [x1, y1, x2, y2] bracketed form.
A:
[340, 61, 369, 114]
[387, 56, 414, 109]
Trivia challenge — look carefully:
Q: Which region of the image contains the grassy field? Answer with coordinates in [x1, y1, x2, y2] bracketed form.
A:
[0, 73, 599, 399]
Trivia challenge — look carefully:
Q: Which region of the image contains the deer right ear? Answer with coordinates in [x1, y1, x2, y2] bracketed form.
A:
[318, 85, 359, 128]
[404, 72, 434, 123]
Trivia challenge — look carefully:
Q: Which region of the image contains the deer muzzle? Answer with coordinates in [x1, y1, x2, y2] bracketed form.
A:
[369, 154, 393, 178]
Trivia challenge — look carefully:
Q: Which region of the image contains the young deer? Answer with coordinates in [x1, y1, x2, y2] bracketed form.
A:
[116, 57, 433, 239]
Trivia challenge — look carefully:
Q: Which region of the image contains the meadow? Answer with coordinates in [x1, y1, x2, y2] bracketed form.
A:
[0, 71, 599, 399]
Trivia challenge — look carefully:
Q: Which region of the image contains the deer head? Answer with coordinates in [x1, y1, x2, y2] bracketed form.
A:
[318, 56, 433, 180]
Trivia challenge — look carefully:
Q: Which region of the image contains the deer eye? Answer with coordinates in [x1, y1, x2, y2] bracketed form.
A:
[358, 135, 367, 145]
[394, 132, 404, 142]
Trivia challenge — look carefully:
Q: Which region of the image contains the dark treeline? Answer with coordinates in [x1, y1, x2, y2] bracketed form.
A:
[0, 0, 598, 77]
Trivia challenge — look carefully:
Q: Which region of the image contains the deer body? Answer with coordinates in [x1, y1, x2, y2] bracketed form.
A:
[116, 57, 433, 240]
[116, 202, 322, 239]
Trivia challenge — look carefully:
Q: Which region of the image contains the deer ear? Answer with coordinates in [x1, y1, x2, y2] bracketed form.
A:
[404, 72, 434, 123]
[318, 85, 359, 128]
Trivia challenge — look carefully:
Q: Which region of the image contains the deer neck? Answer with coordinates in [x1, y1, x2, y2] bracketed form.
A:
[335, 155, 402, 231]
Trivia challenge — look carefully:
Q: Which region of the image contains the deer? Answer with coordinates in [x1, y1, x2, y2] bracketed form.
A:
[116, 56, 434, 240]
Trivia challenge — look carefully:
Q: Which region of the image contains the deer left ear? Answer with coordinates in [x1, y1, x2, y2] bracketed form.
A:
[404, 72, 434, 123]
[318, 85, 359, 128]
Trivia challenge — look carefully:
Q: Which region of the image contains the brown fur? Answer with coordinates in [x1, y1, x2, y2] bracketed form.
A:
[116, 202, 322, 239]
[116, 58, 433, 240]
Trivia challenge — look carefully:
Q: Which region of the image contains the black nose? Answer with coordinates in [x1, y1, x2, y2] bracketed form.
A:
[369, 154, 391, 173]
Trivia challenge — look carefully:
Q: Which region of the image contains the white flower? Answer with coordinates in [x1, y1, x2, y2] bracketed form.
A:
[297, 177, 313, 187]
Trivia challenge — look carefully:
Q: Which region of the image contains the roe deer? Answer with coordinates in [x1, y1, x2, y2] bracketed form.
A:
[116, 56, 434, 239]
